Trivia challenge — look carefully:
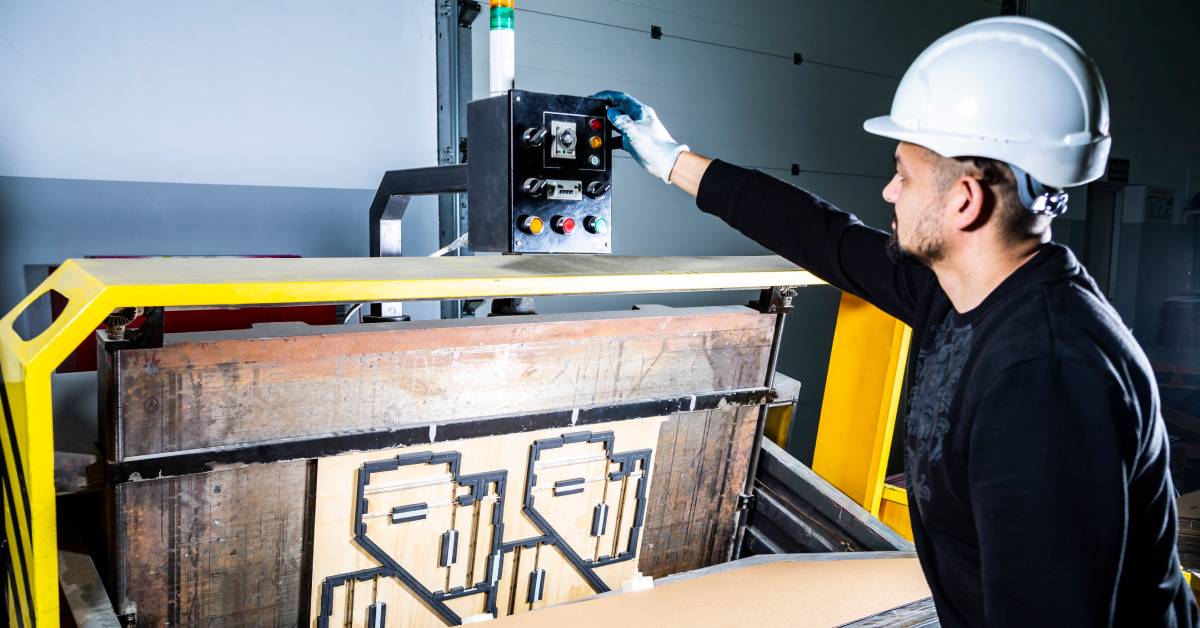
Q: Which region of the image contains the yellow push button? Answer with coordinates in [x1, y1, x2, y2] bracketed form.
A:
[519, 215, 545, 235]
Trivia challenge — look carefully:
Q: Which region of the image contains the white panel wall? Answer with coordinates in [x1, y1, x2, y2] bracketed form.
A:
[0, 1, 437, 189]
[0, 1, 443, 320]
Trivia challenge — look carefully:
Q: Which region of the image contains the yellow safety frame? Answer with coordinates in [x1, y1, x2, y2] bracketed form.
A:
[812, 292, 914, 540]
[0, 254, 823, 625]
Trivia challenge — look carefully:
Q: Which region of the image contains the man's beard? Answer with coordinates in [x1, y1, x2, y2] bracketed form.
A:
[886, 233, 922, 265]
[886, 208, 944, 265]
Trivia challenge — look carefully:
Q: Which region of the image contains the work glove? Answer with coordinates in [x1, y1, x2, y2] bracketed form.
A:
[592, 90, 689, 185]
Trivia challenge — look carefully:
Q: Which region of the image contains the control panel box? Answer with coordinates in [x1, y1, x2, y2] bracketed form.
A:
[468, 90, 613, 254]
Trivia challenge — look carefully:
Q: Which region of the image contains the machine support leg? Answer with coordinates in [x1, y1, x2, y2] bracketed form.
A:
[730, 287, 794, 559]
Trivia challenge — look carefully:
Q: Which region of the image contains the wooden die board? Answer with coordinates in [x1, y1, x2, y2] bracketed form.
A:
[103, 306, 774, 623]
[111, 460, 312, 625]
[105, 307, 773, 458]
[639, 404, 760, 578]
[308, 417, 665, 627]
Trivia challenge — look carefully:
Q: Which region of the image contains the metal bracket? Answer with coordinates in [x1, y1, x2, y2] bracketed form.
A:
[736, 492, 756, 512]
[749, 287, 797, 314]
[101, 307, 164, 352]
[457, 0, 481, 27]
[489, 297, 537, 317]
[117, 605, 138, 627]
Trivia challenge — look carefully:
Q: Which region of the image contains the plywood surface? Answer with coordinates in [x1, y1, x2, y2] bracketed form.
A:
[73, 254, 817, 290]
[492, 557, 931, 627]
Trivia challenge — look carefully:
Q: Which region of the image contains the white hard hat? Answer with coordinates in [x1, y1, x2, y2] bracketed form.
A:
[864, 17, 1111, 191]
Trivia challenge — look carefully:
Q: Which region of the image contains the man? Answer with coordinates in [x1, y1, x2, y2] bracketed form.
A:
[597, 16, 1198, 627]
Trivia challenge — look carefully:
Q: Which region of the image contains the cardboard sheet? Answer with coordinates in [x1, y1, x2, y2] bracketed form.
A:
[493, 556, 931, 627]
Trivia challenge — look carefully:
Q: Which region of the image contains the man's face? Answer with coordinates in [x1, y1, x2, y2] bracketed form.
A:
[882, 143, 948, 265]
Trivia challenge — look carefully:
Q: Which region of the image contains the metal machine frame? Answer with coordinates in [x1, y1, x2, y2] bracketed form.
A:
[0, 254, 916, 625]
[0, 255, 807, 623]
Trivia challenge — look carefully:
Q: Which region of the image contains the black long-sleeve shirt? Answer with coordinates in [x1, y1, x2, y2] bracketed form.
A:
[696, 159, 1199, 627]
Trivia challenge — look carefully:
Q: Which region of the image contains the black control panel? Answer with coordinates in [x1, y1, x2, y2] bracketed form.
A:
[467, 90, 613, 254]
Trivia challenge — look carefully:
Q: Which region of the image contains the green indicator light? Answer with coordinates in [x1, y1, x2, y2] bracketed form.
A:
[586, 216, 609, 235]
[490, 7, 514, 29]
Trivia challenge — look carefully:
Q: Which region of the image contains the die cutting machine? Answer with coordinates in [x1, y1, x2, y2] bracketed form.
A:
[1, 18, 924, 622]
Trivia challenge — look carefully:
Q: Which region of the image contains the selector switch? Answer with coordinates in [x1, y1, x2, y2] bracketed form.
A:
[522, 126, 548, 147]
[522, 177, 547, 197]
[558, 129, 575, 148]
[551, 120, 578, 159]
[585, 181, 611, 198]
[551, 216, 577, 235]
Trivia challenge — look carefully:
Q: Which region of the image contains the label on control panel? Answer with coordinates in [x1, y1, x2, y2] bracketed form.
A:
[544, 179, 583, 201]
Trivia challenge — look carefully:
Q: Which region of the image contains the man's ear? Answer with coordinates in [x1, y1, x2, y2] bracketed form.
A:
[951, 176, 989, 232]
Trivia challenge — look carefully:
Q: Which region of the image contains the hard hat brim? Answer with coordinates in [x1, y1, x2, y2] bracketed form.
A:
[863, 115, 933, 149]
[864, 114, 1110, 189]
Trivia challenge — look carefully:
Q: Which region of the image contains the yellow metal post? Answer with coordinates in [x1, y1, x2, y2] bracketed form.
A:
[764, 404, 794, 449]
[878, 483, 914, 540]
[0, 255, 821, 625]
[811, 292, 912, 534]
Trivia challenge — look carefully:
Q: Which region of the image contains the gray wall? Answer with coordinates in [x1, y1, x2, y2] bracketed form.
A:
[0, 1, 443, 319]
[1043, 0, 1200, 352]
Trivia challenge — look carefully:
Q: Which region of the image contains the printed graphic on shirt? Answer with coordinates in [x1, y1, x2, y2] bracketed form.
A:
[905, 315, 973, 508]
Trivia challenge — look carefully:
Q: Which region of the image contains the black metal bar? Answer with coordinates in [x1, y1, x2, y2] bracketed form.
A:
[375, 164, 469, 199]
[367, 162, 471, 318]
[369, 165, 468, 259]
[731, 303, 789, 559]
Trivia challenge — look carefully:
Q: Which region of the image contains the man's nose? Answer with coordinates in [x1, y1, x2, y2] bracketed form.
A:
[882, 174, 901, 204]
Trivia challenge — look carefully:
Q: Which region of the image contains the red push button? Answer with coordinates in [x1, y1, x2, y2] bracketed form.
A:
[589, 118, 603, 131]
[552, 216, 577, 235]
